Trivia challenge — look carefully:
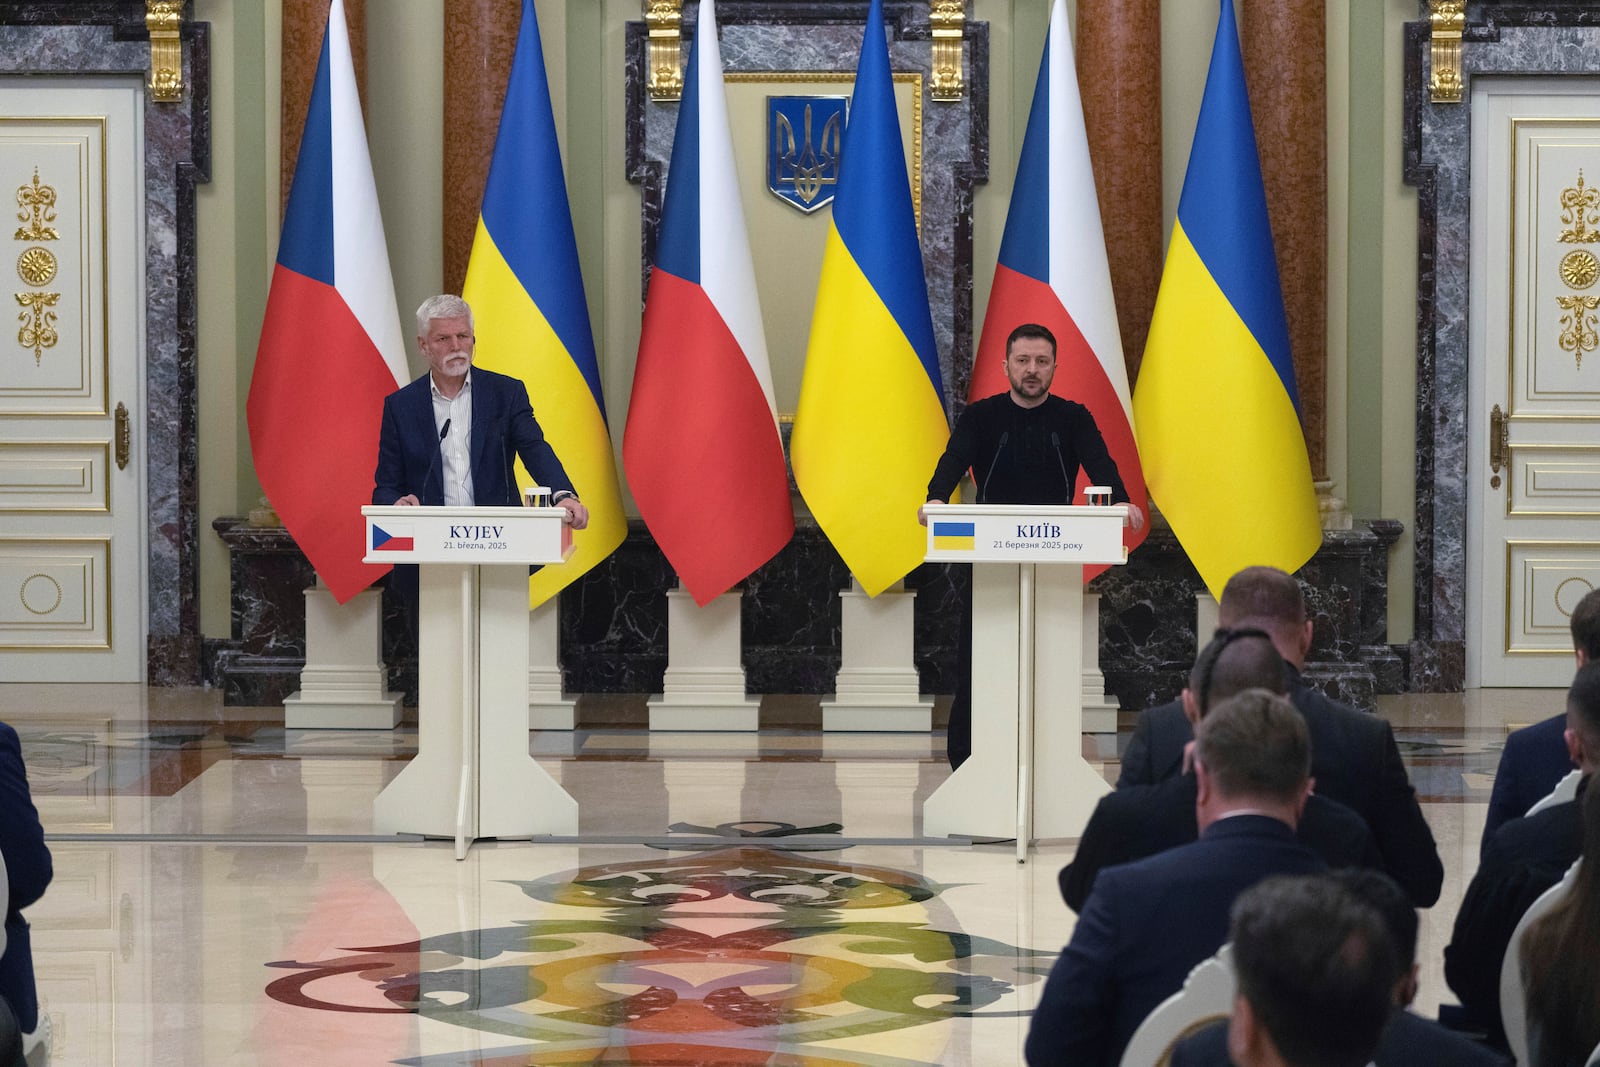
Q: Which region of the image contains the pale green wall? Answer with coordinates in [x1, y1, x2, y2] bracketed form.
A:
[195, 0, 1422, 645]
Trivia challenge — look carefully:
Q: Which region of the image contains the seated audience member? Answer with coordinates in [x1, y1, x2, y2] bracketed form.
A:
[1446, 660, 1600, 1047]
[1025, 691, 1325, 1066]
[1519, 779, 1600, 1067]
[0, 719, 49, 1064]
[1116, 566, 1442, 907]
[1059, 628, 1378, 911]
[1481, 587, 1600, 853]
[1169, 875, 1399, 1067]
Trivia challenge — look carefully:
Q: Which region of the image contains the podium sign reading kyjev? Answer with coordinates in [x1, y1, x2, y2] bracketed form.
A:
[365, 504, 573, 564]
[363, 504, 577, 857]
[920, 504, 1130, 860]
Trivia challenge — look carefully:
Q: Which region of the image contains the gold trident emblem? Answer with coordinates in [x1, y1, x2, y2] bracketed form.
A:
[775, 104, 842, 207]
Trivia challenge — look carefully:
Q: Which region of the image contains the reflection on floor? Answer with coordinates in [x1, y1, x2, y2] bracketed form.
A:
[0, 683, 1559, 1066]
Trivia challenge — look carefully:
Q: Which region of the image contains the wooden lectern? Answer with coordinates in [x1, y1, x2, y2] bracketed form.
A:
[363, 504, 578, 857]
[920, 503, 1130, 860]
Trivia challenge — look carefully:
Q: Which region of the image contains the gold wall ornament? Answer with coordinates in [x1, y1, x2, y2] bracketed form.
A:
[1429, 0, 1465, 104]
[146, 0, 184, 102]
[646, 0, 684, 103]
[1559, 171, 1600, 244]
[16, 246, 56, 287]
[15, 289, 59, 365]
[1562, 249, 1600, 289]
[1557, 293, 1600, 366]
[13, 169, 58, 242]
[930, 0, 966, 102]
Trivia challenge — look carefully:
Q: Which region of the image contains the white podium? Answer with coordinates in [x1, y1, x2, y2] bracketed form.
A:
[920, 504, 1129, 860]
[363, 505, 579, 857]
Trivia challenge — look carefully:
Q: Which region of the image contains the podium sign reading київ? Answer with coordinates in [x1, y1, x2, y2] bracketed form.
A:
[921, 504, 1130, 860]
[364, 504, 576, 857]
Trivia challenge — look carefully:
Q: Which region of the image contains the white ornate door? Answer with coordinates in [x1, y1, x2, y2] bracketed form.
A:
[1469, 79, 1600, 686]
[0, 82, 145, 681]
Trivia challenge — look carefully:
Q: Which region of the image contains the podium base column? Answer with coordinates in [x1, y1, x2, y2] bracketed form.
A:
[648, 589, 761, 731]
[283, 584, 403, 729]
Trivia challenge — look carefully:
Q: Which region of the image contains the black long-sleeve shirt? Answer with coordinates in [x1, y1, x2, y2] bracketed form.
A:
[926, 393, 1128, 505]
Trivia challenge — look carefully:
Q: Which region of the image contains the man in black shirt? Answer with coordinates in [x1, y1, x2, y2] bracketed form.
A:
[920, 322, 1143, 768]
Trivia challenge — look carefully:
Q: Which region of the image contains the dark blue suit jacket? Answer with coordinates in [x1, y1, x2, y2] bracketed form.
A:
[1024, 815, 1324, 1067]
[0, 723, 51, 1035]
[372, 367, 575, 507]
[1116, 670, 1443, 908]
[1482, 713, 1572, 855]
[1169, 1011, 1511, 1066]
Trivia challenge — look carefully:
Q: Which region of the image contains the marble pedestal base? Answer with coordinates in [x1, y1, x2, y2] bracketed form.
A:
[528, 599, 576, 730]
[823, 581, 932, 732]
[283, 586, 403, 729]
[1080, 593, 1120, 733]
[648, 590, 761, 731]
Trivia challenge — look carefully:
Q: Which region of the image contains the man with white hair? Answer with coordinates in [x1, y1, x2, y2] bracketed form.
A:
[373, 293, 589, 524]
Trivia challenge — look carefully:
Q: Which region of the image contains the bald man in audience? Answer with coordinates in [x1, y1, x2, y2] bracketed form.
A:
[1026, 691, 1326, 1066]
[1058, 626, 1379, 911]
[1445, 659, 1600, 1049]
[1118, 565, 1443, 907]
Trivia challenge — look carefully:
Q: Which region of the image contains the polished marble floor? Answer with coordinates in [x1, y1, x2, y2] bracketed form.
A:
[0, 683, 1562, 1066]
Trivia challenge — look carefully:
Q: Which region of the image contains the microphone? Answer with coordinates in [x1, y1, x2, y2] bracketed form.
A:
[1051, 432, 1073, 502]
[422, 417, 450, 503]
[980, 431, 1009, 503]
[500, 419, 515, 507]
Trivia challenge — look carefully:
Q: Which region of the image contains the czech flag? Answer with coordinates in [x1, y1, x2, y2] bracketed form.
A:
[463, 0, 626, 608]
[971, 0, 1148, 580]
[791, 0, 949, 597]
[247, 0, 408, 604]
[624, 0, 793, 606]
[1132, 0, 1320, 596]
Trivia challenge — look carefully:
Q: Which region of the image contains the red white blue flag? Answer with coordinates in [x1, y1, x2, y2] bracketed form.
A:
[247, 0, 408, 602]
[624, 0, 794, 605]
[971, 0, 1148, 577]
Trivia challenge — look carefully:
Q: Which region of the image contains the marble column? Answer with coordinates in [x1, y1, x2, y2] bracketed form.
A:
[1239, 0, 1326, 478]
[1077, 0, 1163, 377]
[281, 0, 367, 209]
[442, 0, 520, 294]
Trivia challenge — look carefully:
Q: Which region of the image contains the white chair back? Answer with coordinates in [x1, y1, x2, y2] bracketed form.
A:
[1502, 858, 1582, 1067]
[1526, 769, 1581, 818]
[1119, 945, 1235, 1067]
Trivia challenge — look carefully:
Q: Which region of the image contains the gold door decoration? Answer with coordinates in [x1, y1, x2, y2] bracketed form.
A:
[13, 168, 61, 366]
[1557, 170, 1600, 366]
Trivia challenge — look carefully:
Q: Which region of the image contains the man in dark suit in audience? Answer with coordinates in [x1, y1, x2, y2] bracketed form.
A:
[1117, 565, 1443, 907]
[1058, 628, 1379, 911]
[1480, 586, 1600, 852]
[1445, 659, 1599, 1049]
[1025, 691, 1326, 1066]
[1176, 870, 1511, 1065]
[1169, 875, 1401, 1067]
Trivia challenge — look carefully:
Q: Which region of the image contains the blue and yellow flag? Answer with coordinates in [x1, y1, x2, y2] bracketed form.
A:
[790, 0, 949, 596]
[1132, 0, 1320, 598]
[463, 0, 625, 607]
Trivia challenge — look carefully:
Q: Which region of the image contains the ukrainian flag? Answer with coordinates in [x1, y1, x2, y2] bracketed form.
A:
[463, 0, 625, 607]
[931, 522, 976, 553]
[791, 0, 949, 597]
[1132, 0, 1320, 597]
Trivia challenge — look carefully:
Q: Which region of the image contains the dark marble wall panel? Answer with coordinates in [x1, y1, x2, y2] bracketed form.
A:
[215, 516, 1400, 714]
[0, 4, 208, 684]
[1404, 1, 1600, 691]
